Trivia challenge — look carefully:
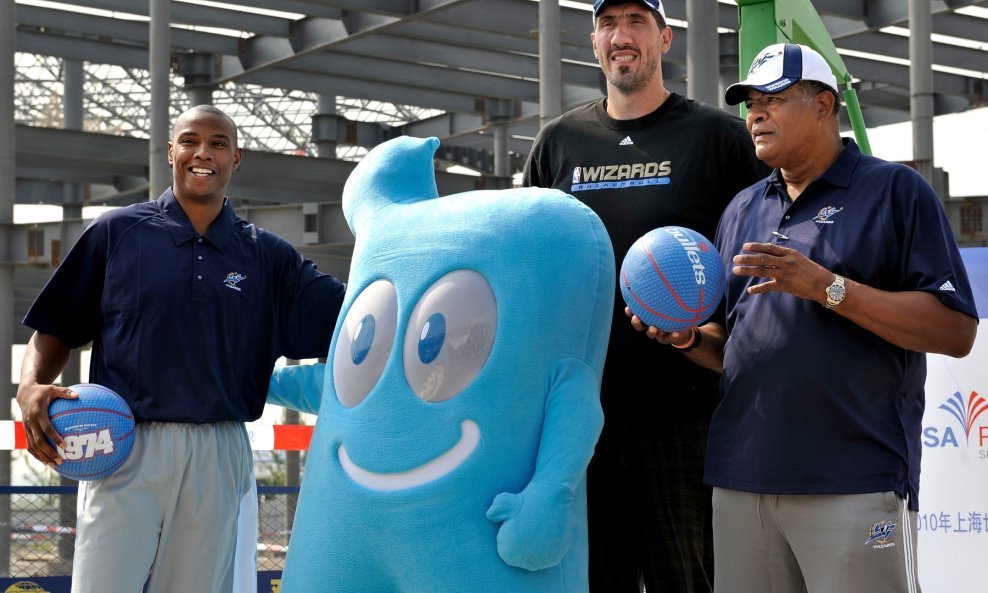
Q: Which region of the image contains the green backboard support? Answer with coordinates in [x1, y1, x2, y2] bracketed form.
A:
[735, 0, 872, 154]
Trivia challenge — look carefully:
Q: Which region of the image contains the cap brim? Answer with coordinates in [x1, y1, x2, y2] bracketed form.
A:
[724, 78, 799, 106]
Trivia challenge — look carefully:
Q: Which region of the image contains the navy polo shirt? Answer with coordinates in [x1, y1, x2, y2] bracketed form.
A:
[705, 139, 978, 511]
[24, 188, 345, 424]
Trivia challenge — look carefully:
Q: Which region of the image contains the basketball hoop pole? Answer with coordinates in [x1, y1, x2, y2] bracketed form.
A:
[735, 0, 873, 155]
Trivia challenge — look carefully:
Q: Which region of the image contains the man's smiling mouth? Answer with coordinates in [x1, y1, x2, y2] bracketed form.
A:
[338, 419, 480, 491]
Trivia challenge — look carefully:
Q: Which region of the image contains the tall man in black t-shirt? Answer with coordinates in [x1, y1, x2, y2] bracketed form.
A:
[524, 1, 765, 591]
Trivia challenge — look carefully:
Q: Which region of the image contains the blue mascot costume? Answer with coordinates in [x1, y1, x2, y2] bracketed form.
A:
[267, 136, 614, 592]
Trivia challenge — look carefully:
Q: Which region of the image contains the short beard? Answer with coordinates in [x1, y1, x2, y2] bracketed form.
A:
[605, 49, 659, 95]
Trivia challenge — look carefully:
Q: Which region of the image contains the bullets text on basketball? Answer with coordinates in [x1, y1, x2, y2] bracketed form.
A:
[665, 227, 707, 285]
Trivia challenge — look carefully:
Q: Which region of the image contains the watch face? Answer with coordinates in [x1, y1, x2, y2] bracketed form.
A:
[828, 283, 845, 301]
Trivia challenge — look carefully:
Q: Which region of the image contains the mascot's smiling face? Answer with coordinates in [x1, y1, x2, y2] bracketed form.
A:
[332, 270, 493, 490]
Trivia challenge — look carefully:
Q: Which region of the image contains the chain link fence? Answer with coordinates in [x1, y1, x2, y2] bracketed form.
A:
[0, 485, 299, 579]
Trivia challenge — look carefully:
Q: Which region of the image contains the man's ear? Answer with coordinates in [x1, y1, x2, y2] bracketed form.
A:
[233, 147, 243, 172]
[817, 91, 836, 119]
[167, 141, 173, 165]
[591, 32, 599, 61]
[659, 25, 673, 54]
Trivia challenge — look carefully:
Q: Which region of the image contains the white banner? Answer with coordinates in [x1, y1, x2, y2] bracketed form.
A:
[919, 247, 988, 590]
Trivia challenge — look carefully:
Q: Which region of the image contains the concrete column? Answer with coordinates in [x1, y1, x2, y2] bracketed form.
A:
[63, 59, 84, 221]
[686, 0, 720, 106]
[493, 119, 510, 179]
[486, 97, 512, 189]
[908, 0, 935, 187]
[149, 0, 172, 199]
[187, 85, 214, 107]
[538, 0, 562, 127]
[0, 0, 16, 574]
[312, 95, 339, 159]
[492, 116, 511, 188]
[178, 53, 216, 107]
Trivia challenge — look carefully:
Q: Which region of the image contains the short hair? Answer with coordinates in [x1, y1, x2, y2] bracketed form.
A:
[798, 80, 841, 116]
[174, 104, 239, 147]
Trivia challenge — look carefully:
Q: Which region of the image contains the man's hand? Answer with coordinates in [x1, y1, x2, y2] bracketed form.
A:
[17, 332, 75, 469]
[731, 242, 832, 302]
[626, 307, 727, 373]
[626, 307, 695, 346]
[16, 382, 77, 469]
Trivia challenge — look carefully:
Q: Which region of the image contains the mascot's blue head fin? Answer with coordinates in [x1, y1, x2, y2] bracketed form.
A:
[343, 136, 441, 235]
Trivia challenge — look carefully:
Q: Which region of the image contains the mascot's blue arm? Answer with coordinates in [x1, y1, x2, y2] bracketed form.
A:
[266, 363, 326, 416]
[486, 358, 604, 571]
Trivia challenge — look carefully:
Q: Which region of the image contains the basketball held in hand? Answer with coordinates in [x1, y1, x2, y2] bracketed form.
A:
[620, 226, 725, 332]
[46, 383, 136, 481]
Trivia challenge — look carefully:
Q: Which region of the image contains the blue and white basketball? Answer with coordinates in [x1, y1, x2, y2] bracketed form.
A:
[47, 383, 136, 481]
[620, 226, 725, 332]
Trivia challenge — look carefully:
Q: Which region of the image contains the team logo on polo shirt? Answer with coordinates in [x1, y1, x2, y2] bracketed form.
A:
[813, 206, 844, 224]
[865, 520, 897, 548]
[223, 272, 247, 292]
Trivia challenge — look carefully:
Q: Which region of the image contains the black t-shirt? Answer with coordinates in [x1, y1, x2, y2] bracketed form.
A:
[524, 94, 766, 425]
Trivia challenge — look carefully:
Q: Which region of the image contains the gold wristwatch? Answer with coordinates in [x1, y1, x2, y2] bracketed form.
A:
[824, 274, 846, 309]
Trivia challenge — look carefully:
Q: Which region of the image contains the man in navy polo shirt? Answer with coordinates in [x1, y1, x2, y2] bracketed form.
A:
[16, 105, 345, 593]
[630, 44, 978, 592]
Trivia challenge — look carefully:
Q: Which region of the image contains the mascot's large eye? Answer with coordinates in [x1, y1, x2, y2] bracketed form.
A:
[403, 269, 497, 402]
[334, 279, 398, 408]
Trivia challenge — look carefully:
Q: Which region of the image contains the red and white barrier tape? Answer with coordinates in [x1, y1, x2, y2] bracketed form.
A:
[0, 421, 314, 451]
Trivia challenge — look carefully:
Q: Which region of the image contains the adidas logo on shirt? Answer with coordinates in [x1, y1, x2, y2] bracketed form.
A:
[939, 281, 956, 292]
[619, 136, 634, 146]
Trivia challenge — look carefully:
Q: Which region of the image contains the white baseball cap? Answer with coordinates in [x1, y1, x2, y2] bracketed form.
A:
[725, 43, 839, 106]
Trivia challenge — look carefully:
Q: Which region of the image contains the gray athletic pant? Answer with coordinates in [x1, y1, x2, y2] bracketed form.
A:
[712, 488, 921, 593]
[72, 422, 253, 593]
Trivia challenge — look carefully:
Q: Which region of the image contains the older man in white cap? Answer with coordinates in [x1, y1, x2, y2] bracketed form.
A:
[632, 42, 979, 593]
[524, 2, 767, 592]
